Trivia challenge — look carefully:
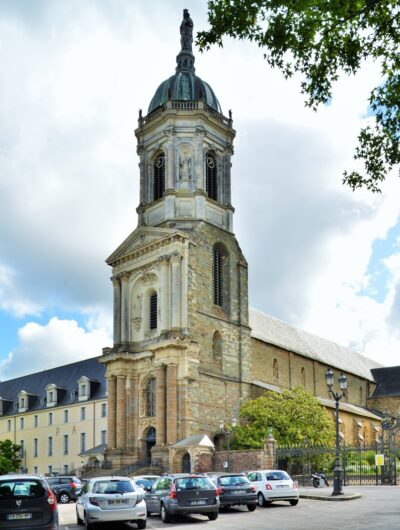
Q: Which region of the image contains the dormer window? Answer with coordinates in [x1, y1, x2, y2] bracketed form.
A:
[78, 376, 91, 402]
[46, 384, 58, 407]
[18, 391, 29, 413]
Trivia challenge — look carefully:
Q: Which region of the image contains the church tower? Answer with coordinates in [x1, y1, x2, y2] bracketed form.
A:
[101, 10, 252, 471]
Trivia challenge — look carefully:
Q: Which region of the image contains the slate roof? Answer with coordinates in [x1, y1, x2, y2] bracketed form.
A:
[0, 357, 106, 416]
[370, 366, 400, 397]
[249, 308, 382, 382]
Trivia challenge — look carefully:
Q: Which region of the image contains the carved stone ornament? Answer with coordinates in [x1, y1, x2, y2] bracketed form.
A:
[179, 154, 192, 181]
[141, 272, 158, 286]
[132, 317, 142, 332]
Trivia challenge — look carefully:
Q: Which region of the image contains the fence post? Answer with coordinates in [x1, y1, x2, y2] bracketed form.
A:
[263, 430, 277, 469]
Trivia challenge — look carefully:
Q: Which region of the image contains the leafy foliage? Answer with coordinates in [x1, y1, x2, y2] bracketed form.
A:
[231, 387, 335, 449]
[197, 1, 400, 192]
[0, 440, 21, 474]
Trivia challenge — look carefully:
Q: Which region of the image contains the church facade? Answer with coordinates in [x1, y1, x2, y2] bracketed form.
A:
[0, 10, 396, 476]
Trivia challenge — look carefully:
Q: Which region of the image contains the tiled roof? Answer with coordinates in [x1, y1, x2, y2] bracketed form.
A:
[0, 357, 106, 416]
[249, 308, 381, 382]
[370, 366, 400, 397]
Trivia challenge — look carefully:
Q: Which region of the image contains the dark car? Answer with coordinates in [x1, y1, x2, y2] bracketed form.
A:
[208, 473, 257, 511]
[0, 474, 59, 530]
[145, 474, 219, 523]
[47, 476, 82, 504]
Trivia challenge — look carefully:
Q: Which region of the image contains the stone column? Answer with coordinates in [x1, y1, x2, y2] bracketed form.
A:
[129, 375, 140, 454]
[107, 376, 117, 450]
[170, 254, 181, 330]
[155, 366, 166, 446]
[166, 138, 175, 190]
[111, 276, 121, 346]
[180, 250, 188, 334]
[166, 364, 178, 444]
[159, 256, 169, 333]
[116, 375, 127, 450]
[120, 272, 130, 345]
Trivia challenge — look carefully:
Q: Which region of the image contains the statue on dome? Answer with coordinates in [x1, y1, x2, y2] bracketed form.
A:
[180, 9, 193, 52]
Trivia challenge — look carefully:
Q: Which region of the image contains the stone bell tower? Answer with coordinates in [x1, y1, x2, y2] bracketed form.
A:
[101, 9, 252, 471]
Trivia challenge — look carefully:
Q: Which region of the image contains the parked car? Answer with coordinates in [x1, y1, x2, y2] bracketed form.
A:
[0, 473, 59, 530]
[75, 476, 146, 529]
[132, 475, 160, 492]
[208, 472, 257, 511]
[145, 474, 219, 523]
[47, 476, 82, 504]
[247, 470, 299, 506]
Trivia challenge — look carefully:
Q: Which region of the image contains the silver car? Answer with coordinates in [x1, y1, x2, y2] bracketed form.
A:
[76, 476, 147, 529]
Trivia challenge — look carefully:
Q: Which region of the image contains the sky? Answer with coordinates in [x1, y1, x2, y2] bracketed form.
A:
[1, 0, 400, 380]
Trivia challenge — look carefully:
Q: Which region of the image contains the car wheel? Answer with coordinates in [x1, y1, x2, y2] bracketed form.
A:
[290, 499, 299, 506]
[247, 504, 257, 512]
[160, 504, 171, 523]
[257, 492, 266, 507]
[137, 520, 147, 529]
[208, 512, 218, 520]
[59, 492, 70, 504]
[84, 512, 94, 530]
[76, 509, 83, 525]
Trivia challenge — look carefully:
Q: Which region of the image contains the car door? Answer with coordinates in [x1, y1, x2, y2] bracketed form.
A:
[248, 472, 263, 495]
[148, 478, 171, 514]
[145, 478, 162, 514]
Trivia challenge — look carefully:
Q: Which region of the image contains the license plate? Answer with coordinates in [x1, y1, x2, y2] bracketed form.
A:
[7, 513, 32, 520]
[277, 485, 288, 488]
[190, 500, 206, 505]
[233, 490, 246, 494]
[108, 499, 128, 505]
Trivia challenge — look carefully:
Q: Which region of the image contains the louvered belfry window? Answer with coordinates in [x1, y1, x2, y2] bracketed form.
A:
[206, 153, 217, 200]
[149, 292, 158, 329]
[213, 247, 223, 306]
[153, 153, 165, 201]
[146, 378, 156, 417]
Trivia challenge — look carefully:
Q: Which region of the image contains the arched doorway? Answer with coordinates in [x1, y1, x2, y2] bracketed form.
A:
[182, 452, 191, 473]
[146, 427, 156, 464]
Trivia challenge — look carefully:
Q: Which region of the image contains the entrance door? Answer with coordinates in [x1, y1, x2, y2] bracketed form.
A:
[182, 452, 191, 473]
[146, 427, 156, 464]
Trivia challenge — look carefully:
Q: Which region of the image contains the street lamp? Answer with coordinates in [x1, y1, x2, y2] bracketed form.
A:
[325, 368, 347, 496]
[219, 418, 237, 471]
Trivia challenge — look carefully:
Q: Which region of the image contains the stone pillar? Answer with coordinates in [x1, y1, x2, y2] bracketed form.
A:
[180, 250, 188, 334]
[166, 139, 175, 190]
[166, 364, 178, 444]
[107, 376, 117, 450]
[116, 375, 127, 450]
[130, 375, 139, 454]
[263, 431, 277, 469]
[170, 254, 181, 330]
[111, 276, 121, 346]
[120, 272, 130, 345]
[156, 366, 166, 446]
[159, 256, 169, 333]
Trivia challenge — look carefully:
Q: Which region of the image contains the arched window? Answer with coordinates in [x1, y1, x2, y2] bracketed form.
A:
[149, 292, 157, 329]
[273, 359, 279, 382]
[301, 367, 306, 387]
[153, 153, 165, 201]
[212, 331, 222, 369]
[146, 378, 156, 417]
[206, 153, 217, 200]
[213, 244, 228, 307]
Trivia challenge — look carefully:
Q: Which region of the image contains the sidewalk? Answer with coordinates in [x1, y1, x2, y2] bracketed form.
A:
[300, 486, 362, 501]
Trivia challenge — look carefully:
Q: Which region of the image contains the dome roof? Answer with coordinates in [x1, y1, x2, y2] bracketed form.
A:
[147, 9, 222, 115]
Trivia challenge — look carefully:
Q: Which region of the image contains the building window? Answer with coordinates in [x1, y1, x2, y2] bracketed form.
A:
[301, 367, 306, 387]
[101, 430, 107, 445]
[33, 466, 38, 474]
[7, 419, 11, 432]
[48, 437, 53, 457]
[101, 403, 107, 418]
[48, 465, 53, 475]
[48, 412, 53, 426]
[80, 433, 86, 453]
[34, 415, 38, 428]
[146, 378, 156, 417]
[20, 417, 24, 430]
[212, 243, 229, 308]
[212, 331, 223, 369]
[64, 410, 68, 423]
[153, 153, 165, 201]
[80, 407, 86, 421]
[19, 440, 24, 459]
[273, 359, 279, 381]
[149, 292, 158, 329]
[63, 435, 69, 455]
[359, 386, 363, 404]
[206, 153, 217, 200]
[78, 377, 91, 401]
[33, 438, 38, 458]
[63, 464, 68, 474]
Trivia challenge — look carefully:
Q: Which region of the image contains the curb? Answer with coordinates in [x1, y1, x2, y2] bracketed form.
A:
[300, 492, 362, 501]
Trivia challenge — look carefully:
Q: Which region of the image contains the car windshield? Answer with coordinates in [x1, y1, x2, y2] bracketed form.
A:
[219, 475, 250, 486]
[266, 471, 291, 481]
[176, 477, 214, 490]
[0, 479, 45, 499]
[135, 479, 154, 489]
[92, 480, 135, 494]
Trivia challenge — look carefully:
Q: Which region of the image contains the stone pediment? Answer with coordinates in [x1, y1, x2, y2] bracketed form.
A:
[106, 226, 187, 266]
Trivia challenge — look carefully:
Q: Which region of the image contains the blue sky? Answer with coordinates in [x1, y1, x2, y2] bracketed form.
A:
[1, 0, 400, 379]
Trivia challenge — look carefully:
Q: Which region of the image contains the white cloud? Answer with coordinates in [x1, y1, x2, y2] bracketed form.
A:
[0, 315, 111, 380]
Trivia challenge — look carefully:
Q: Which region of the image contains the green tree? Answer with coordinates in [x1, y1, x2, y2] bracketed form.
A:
[197, 1, 400, 192]
[0, 440, 21, 473]
[231, 387, 335, 449]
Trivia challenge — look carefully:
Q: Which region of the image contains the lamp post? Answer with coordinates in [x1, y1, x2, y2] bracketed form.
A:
[325, 368, 347, 496]
[219, 418, 237, 471]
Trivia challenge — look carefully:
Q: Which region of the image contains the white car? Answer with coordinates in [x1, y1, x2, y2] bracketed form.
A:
[76, 476, 147, 529]
[247, 470, 299, 506]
